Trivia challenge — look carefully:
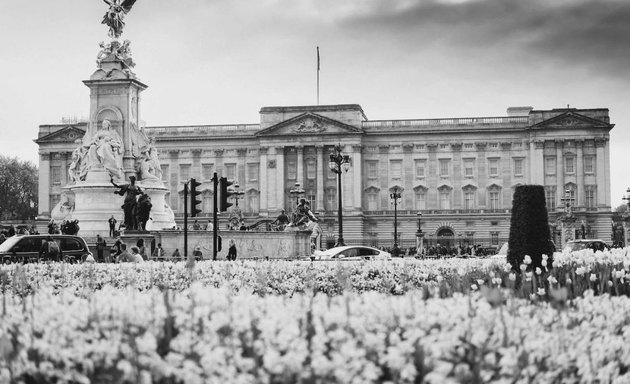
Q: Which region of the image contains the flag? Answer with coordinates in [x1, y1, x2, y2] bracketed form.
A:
[317, 46, 320, 71]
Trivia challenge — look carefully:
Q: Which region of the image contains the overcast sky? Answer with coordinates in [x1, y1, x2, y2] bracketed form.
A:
[1, 0, 629, 206]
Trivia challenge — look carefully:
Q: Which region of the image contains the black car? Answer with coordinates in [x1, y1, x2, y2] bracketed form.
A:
[563, 239, 610, 253]
[0, 234, 92, 263]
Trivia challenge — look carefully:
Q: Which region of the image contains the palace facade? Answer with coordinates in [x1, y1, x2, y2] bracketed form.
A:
[35, 104, 614, 250]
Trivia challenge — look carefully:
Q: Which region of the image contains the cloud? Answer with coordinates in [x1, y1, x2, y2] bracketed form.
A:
[331, 0, 630, 76]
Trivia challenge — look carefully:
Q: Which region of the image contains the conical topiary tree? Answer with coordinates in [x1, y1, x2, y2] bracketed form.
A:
[507, 185, 554, 270]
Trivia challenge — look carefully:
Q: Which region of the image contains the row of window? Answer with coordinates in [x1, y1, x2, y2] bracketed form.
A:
[366, 187, 503, 211]
[366, 158, 526, 180]
[545, 156, 596, 175]
[544, 185, 597, 209]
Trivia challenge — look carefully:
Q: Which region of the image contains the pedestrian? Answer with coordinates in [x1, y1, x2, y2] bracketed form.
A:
[96, 234, 107, 262]
[130, 246, 144, 263]
[193, 246, 203, 260]
[136, 238, 147, 259]
[227, 239, 237, 261]
[172, 248, 181, 260]
[152, 243, 165, 260]
[39, 235, 62, 262]
[206, 220, 213, 231]
[115, 243, 134, 263]
[192, 220, 201, 230]
[108, 216, 117, 237]
[110, 237, 123, 260]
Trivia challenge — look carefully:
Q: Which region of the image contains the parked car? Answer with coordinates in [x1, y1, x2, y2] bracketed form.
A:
[0, 234, 92, 263]
[563, 239, 609, 253]
[313, 246, 392, 261]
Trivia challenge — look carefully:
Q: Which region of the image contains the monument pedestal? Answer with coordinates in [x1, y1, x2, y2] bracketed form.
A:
[67, 169, 175, 237]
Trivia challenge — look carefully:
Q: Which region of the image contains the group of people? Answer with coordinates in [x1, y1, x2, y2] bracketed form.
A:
[99, 236, 180, 263]
[0, 225, 38, 244]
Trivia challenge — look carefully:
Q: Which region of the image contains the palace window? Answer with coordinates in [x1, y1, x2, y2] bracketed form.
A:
[179, 164, 191, 181]
[325, 189, 337, 211]
[247, 163, 259, 182]
[513, 158, 523, 176]
[414, 188, 427, 210]
[415, 160, 426, 178]
[545, 187, 556, 210]
[390, 160, 402, 180]
[51, 166, 61, 185]
[564, 156, 575, 174]
[464, 143, 474, 150]
[287, 161, 296, 180]
[463, 188, 476, 210]
[367, 190, 379, 211]
[463, 159, 474, 177]
[490, 232, 500, 246]
[488, 187, 501, 210]
[224, 163, 236, 180]
[202, 163, 214, 181]
[488, 159, 499, 177]
[585, 186, 596, 208]
[584, 156, 595, 173]
[306, 159, 316, 179]
[438, 187, 451, 210]
[306, 193, 316, 211]
[367, 161, 378, 179]
[247, 190, 260, 213]
[160, 165, 169, 182]
[439, 159, 450, 177]
[545, 157, 556, 175]
[564, 183, 577, 206]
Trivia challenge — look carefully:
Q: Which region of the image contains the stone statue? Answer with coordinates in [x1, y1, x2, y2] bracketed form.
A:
[85, 120, 123, 179]
[111, 175, 143, 230]
[96, 39, 135, 69]
[134, 193, 152, 231]
[137, 139, 162, 181]
[68, 139, 89, 182]
[102, 0, 138, 39]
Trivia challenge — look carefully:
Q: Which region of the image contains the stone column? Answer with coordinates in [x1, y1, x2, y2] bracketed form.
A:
[344, 144, 353, 209]
[402, 144, 414, 208]
[260, 147, 268, 213]
[276, 146, 285, 211]
[60, 152, 69, 187]
[296, 146, 304, 189]
[596, 139, 606, 206]
[556, 140, 564, 204]
[531, 140, 544, 185]
[603, 138, 611, 207]
[576, 140, 584, 207]
[353, 145, 363, 211]
[316, 145, 324, 211]
[38, 152, 51, 217]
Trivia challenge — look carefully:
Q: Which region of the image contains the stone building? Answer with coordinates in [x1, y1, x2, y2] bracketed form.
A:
[35, 104, 614, 250]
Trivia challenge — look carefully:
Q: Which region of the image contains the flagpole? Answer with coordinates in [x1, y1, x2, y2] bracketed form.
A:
[317, 46, 320, 105]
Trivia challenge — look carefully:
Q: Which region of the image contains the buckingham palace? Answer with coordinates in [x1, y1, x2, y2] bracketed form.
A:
[35, 103, 614, 250]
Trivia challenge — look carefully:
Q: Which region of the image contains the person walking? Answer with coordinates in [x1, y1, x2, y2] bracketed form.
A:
[39, 235, 62, 262]
[227, 239, 237, 261]
[108, 216, 117, 237]
[136, 238, 147, 260]
[115, 243, 134, 263]
[152, 243, 165, 260]
[96, 234, 107, 262]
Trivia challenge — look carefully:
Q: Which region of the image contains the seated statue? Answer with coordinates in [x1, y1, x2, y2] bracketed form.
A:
[85, 119, 123, 179]
[68, 139, 90, 182]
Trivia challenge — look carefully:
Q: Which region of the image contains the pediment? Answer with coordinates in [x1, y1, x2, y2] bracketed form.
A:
[255, 112, 363, 136]
[531, 111, 612, 131]
[35, 126, 87, 144]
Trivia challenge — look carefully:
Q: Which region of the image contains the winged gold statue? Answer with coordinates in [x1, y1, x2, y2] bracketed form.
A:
[102, 0, 138, 39]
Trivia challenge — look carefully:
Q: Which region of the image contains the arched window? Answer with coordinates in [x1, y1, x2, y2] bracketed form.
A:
[413, 186, 428, 210]
[462, 185, 477, 210]
[365, 186, 380, 211]
[487, 184, 502, 210]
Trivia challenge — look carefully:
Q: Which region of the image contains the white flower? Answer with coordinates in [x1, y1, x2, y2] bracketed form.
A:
[503, 263, 512, 272]
[508, 273, 516, 281]
[535, 267, 542, 275]
[477, 279, 484, 286]
[566, 278, 572, 284]
[541, 260, 547, 267]
[575, 267, 586, 276]
[547, 275, 557, 285]
[471, 284, 478, 291]
[537, 288, 546, 296]
[520, 264, 527, 272]
[542, 254, 548, 261]
[589, 273, 597, 282]
[524, 255, 532, 265]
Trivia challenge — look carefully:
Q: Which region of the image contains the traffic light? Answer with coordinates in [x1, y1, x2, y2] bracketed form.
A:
[190, 178, 202, 217]
[219, 177, 234, 212]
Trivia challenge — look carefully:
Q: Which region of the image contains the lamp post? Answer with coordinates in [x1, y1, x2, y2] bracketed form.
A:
[416, 212, 424, 257]
[232, 182, 245, 207]
[558, 188, 577, 248]
[329, 144, 351, 247]
[390, 186, 402, 257]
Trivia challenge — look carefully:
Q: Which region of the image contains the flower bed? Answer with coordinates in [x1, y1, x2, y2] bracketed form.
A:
[1, 284, 630, 384]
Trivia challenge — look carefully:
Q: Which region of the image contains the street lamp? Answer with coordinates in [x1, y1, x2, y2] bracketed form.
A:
[289, 182, 305, 205]
[232, 181, 245, 207]
[329, 144, 351, 247]
[390, 186, 402, 257]
[416, 212, 424, 257]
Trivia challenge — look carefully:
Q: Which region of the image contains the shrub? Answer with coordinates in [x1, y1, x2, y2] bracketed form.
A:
[507, 185, 554, 270]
